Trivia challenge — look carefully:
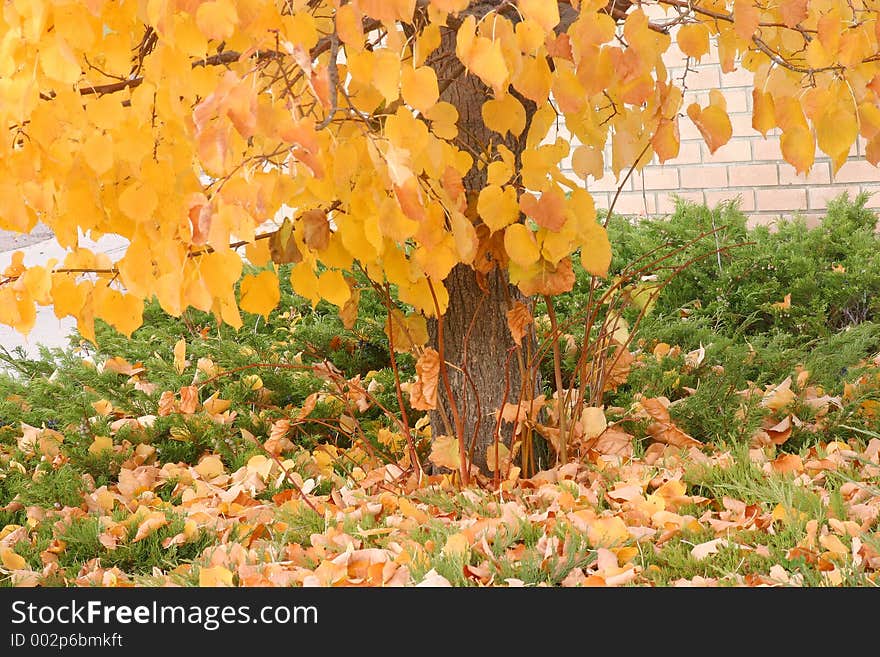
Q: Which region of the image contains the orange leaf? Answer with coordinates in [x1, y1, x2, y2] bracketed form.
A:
[733, 0, 759, 41]
[409, 348, 440, 411]
[780, 0, 808, 28]
[519, 187, 566, 231]
[687, 102, 732, 154]
[506, 301, 533, 347]
[133, 511, 169, 542]
[772, 453, 804, 474]
[199, 565, 234, 587]
[652, 118, 680, 163]
[752, 90, 776, 136]
[647, 422, 702, 449]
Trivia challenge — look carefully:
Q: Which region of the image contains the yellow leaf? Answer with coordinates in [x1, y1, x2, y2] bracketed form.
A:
[485, 442, 510, 472]
[652, 118, 680, 163]
[762, 376, 796, 411]
[239, 270, 280, 319]
[282, 12, 318, 51]
[423, 101, 459, 140]
[513, 55, 552, 103]
[587, 516, 629, 548]
[203, 391, 232, 415]
[385, 309, 429, 353]
[781, 0, 808, 28]
[242, 374, 263, 390]
[504, 224, 540, 268]
[21, 264, 54, 305]
[677, 23, 710, 60]
[518, 0, 560, 34]
[402, 66, 439, 113]
[336, 4, 364, 46]
[457, 19, 508, 93]
[83, 132, 114, 176]
[39, 36, 81, 84]
[443, 532, 470, 558]
[194, 455, 225, 480]
[580, 220, 612, 278]
[133, 511, 169, 542]
[780, 126, 815, 175]
[85, 95, 126, 131]
[372, 50, 401, 103]
[88, 435, 113, 456]
[245, 240, 272, 267]
[317, 269, 351, 307]
[487, 160, 514, 187]
[858, 101, 880, 140]
[94, 287, 143, 338]
[290, 263, 320, 306]
[819, 534, 848, 556]
[817, 105, 858, 174]
[0, 547, 27, 571]
[481, 93, 527, 137]
[173, 338, 187, 375]
[571, 145, 604, 180]
[195, 0, 238, 40]
[118, 182, 158, 221]
[429, 435, 460, 471]
[199, 565, 234, 587]
[478, 184, 521, 233]
[398, 497, 429, 524]
[752, 90, 776, 136]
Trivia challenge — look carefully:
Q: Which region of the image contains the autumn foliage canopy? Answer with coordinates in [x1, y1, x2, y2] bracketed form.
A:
[1, 0, 879, 345]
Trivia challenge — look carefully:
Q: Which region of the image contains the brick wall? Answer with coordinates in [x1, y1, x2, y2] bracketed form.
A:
[558, 40, 880, 227]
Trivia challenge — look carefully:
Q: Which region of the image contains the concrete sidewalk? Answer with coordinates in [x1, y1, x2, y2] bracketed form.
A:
[1, 227, 129, 361]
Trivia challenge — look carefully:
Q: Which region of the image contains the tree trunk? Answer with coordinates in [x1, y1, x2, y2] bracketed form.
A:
[428, 263, 530, 475]
[425, 3, 537, 475]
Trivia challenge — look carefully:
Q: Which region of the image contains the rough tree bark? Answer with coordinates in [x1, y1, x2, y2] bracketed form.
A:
[423, 2, 608, 475]
[424, 2, 537, 476]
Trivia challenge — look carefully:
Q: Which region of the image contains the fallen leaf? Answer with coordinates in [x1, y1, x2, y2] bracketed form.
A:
[173, 338, 187, 374]
[580, 407, 607, 441]
[691, 538, 732, 561]
[417, 569, 453, 587]
[772, 293, 792, 310]
[771, 453, 804, 474]
[587, 516, 629, 548]
[88, 435, 113, 455]
[442, 533, 469, 558]
[199, 565, 234, 587]
[762, 377, 796, 411]
[1, 547, 28, 571]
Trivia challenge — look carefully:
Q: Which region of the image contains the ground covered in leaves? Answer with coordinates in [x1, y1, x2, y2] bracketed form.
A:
[2, 332, 879, 587]
[2, 197, 880, 587]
